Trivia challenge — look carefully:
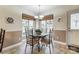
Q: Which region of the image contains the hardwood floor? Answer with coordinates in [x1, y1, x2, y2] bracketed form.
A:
[1, 40, 78, 54]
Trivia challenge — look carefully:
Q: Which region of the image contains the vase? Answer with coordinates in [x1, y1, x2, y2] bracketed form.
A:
[36, 32, 41, 35]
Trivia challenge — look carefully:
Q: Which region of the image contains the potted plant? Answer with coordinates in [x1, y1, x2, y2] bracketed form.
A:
[35, 29, 42, 35]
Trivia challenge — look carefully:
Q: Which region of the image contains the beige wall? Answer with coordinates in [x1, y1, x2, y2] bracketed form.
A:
[54, 6, 79, 44]
[0, 6, 23, 48]
[3, 31, 22, 47]
[53, 6, 79, 30]
[0, 6, 34, 31]
[0, 6, 22, 31]
[53, 30, 66, 43]
[53, 12, 67, 30]
[0, 6, 36, 48]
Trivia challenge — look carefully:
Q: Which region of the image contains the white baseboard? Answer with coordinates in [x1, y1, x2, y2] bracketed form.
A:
[53, 40, 66, 45]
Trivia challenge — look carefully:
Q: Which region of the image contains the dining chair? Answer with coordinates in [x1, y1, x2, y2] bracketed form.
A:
[49, 29, 55, 54]
[48, 29, 52, 54]
[0, 28, 5, 52]
[43, 29, 54, 54]
[25, 29, 35, 54]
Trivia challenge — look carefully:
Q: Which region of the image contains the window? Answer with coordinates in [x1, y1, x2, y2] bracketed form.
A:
[40, 20, 53, 33]
[41, 20, 46, 33]
[22, 20, 28, 33]
[47, 20, 53, 32]
[22, 20, 34, 38]
[71, 13, 79, 29]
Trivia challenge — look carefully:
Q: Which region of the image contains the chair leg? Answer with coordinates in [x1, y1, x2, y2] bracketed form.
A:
[31, 38, 33, 54]
[31, 29, 34, 54]
[49, 29, 52, 54]
[49, 44, 51, 54]
[0, 29, 3, 43]
[25, 42, 27, 54]
[0, 30, 5, 53]
[51, 39, 54, 53]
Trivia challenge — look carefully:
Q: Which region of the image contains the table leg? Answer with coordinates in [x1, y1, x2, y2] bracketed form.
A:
[38, 37, 40, 52]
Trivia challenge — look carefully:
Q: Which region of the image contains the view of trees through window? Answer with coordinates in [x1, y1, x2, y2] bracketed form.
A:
[22, 20, 34, 38]
[71, 13, 79, 29]
[40, 20, 53, 33]
[22, 19, 53, 37]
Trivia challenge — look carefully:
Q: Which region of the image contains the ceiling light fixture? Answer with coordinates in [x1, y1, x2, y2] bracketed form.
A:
[35, 5, 44, 19]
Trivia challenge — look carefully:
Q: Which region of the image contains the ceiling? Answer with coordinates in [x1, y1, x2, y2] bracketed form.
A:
[1, 5, 79, 17]
[20, 5, 79, 16]
[20, 5, 61, 16]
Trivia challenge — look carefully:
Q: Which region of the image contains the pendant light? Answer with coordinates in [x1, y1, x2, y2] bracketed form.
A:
[35, 5, 44, 19]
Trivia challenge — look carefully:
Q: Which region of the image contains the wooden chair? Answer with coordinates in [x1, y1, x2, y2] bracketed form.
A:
[0, 28, 5, 52]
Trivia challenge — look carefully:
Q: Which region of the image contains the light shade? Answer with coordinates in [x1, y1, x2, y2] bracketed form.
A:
[35, 15, 44, 19]
[35, 16, 38, 18]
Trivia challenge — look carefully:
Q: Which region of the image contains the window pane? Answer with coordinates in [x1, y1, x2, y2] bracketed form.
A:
[22, 20, 34, 35]
[40, 20, 53, 33]
[71, 13, 79, 29]
[29, 20, 34, 27]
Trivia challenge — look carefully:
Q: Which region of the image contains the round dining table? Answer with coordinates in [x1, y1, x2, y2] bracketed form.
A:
[29, 33, 48, 52]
